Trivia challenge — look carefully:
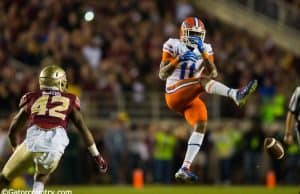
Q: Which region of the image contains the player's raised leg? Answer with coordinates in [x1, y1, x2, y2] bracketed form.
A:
[202, 77, 258, 106]
[175, 98, 207, 182]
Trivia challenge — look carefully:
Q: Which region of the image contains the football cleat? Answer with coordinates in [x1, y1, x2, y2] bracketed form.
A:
[234, 79, 258, 106]
[175, 167, 198, 182]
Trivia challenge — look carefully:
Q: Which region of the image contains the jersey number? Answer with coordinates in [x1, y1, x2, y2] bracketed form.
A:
[31, 95, 70, 120]
[180, 62, 195, 79]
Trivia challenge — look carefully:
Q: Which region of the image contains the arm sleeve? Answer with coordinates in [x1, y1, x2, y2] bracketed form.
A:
[288, 87, 300, 113]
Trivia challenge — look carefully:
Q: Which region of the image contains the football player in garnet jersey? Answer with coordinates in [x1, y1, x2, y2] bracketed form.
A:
[159, 17, 257, 182]
[0, 65, 107, 192]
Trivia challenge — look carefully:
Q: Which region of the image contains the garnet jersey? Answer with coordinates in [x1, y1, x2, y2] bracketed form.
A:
[19, 90, 80, 129]
[162, 38, 213, 93]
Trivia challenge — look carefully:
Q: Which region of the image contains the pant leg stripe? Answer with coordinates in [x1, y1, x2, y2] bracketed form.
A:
[188, 143, 201, 147]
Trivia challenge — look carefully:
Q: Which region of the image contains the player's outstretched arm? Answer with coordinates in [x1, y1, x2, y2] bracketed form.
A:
[159, 62, 176, 80]
[284, 111, 295, 144]
[199, 50, 218, 78]
[8, 107, 29, 150]
[70, 108, 107, 173]
[202, 53, 218, 78]
[158, 52, 179, 80]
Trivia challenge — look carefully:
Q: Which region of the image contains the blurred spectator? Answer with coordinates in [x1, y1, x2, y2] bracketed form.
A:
[176, 0, 194, 22]
[82, 36, 102, 69]
[126, 123, 148, 182]
[144, 123, 156, 182]
[260, 83, 286, 123]
[236, 0, 300, 30]
[104, 115, 127, 184]
[153, 124, 176, 184]
[242, 118, 265, 184]
[0, 83, 11, 117]
[212, 123, 242, 184]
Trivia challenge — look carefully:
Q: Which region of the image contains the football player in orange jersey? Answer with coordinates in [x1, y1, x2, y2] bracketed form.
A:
[0, 65, 107, 193]
[159, 17, 257, 182]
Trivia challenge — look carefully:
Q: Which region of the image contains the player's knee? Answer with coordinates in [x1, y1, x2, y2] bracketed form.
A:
[0, 173, 10, 187]
[193, 121, 207, 133]
[199, 77, 211, 88]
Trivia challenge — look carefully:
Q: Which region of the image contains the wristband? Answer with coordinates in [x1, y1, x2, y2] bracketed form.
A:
[88, 144, 100, 157]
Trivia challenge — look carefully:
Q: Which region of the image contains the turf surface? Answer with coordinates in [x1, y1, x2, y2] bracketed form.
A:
[49, 185, 299, 194]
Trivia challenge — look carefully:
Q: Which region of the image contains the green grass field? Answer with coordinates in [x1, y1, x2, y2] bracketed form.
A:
[49, 185, 299, 194]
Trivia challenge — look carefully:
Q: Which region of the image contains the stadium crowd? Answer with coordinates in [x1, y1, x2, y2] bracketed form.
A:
[235, 0, 300, 30]
[0, 0, 299, 186]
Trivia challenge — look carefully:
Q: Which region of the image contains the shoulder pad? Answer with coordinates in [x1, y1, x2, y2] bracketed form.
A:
[63, 92, 81, 110]
[163, 38, 181, 57]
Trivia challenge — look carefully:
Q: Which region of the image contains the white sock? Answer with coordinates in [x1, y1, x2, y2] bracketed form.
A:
[32, 181, 44, 194]
[182, 132, 204, 169]
[205, 80, 237, 100]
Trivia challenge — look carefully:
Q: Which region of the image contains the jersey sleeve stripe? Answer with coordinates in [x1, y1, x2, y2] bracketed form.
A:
[194, 17, 198, 27]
